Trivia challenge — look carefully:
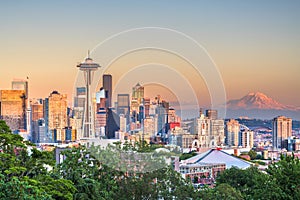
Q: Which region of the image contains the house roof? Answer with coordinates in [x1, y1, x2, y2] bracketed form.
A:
[183, 149, 252, 169]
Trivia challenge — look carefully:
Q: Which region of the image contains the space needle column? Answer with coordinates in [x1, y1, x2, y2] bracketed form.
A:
[77, 55, 100, 138]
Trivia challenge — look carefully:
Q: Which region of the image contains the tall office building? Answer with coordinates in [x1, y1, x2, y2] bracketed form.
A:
[156, 99, 169, 136]
[74, 87, 86, 108]
[11, 79, 31, 136]
[211, 119, 225, 147]
[197, 109, 225, 147]
[0, 89, 26, 131]
[12, 79, 28, 97]
[119, 114, 127, 133]
[73, 87, 86, 140]
[36, 119, 48, 143]
[206, 109, 218, 120]
[117, 94, 130, 122]
[131, 83, 144, 114]
[95, 89, 107, 137]
[103, 74, 112, 108]
[31, 99, 44, 142]
[106, 108, 120, 139]
[168, 108, 181, 123]
[45, 91, 68, 142]
[272, 116, 292, 150]
[144, 98, 150, 117]
[144, 116, 158, 137]
[240, 130, 254, 148]
[226, 119, 240, 146]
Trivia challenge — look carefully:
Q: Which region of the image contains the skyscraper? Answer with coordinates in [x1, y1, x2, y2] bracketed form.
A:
[95, 88, 106, 137]
[206, 109, 218, 120]
[197, 109, 225, 147]
[106, 108, 120, 139]
[12, 78, 30, 133]
[31, 99, 44, 143]
[226, 119, 240, 146]
[272, 116, 292, 150]
[0, 89, 26, 131]
[117, 94, 130, 121]
[73, 87, 86, 140]
[45, 91, 68, 142]
[144, 97, 150, 117]
[131, 83, 144, 114]
[74, 87, 86, 108]
[103, 74, 112, 108]
[156, 99, 169, 136]
[240, 130, 254, 148]
[12, 79, 28, 97]
[12, 79, 32, 136]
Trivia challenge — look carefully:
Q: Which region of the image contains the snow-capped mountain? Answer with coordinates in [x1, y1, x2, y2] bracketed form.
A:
[227, 92, 297, 110]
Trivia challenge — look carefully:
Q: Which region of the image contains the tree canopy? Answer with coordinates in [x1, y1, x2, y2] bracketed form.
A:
[1, 119, 300, 199]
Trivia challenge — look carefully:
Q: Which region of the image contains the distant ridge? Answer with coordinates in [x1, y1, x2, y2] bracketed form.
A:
[227, 92, 297, 110]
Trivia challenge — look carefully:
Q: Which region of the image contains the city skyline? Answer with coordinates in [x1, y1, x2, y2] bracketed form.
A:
[1, 1, 299, 109]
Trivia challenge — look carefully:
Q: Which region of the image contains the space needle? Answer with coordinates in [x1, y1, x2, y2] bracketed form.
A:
[77, 52, 100, 138]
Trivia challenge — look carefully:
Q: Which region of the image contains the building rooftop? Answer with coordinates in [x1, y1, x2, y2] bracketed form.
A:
[182, 149, 252, 169]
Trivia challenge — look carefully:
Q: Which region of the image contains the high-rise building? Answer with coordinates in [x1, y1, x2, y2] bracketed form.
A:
[36, 118, 50, 143]
[131, 83, 144, 114]
[168, 108, 181, 124]
[73, 87, 86, 140]
[106, 108, 120, 139]
[156, 100, 169, 136]
[95, 88, 106, 137]
[11, 79, 31, 136]
[74, 87, 86, 108]
[95, 108, 106, 137]
[240, 130, 254, 148]
[12, 79, 28, 97]
[31, 99, 44, 121]
[272, 116, 292, 150]
[197, 114, 210, 147]
[103, 74, 112, 108]
[206, 109, 218, 120]
[45, 91, 68, 142]
[31, 99, 44, 143]
[143, 116, 157, 137]
[226, 119, 240, 146]
[117, 94, 130, 122]
[119, 114, 127, 133]
[197, 109, 225, 148]
[0, 89, 26, 131]
[144, 98, 150, 117]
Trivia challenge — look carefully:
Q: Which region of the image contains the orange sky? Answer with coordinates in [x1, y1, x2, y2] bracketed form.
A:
[1, 1, 299, 108]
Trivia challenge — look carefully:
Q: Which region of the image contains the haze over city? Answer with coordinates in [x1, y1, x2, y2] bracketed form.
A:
[1, 0, 299, 111]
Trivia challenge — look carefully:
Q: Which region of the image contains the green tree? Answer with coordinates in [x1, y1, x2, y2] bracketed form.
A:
[193, 176, 199, 183]
[217, 166, 284, 199]
[116, 167, 196, 200]
[267, 154, 300, 199]
[56, 146, 120, 199]
[0, 120, 75, 200]
[213, 183, 243, 200]
[179, 151, 197, 161]
[248, 150, 257, 160]
[0, 173, 51, 200]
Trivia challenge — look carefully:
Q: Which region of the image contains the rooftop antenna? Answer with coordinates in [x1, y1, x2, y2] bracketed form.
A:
[87, 50, 90, 58]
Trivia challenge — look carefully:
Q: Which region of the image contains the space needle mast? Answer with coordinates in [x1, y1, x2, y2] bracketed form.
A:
[77, 51, 100, 138]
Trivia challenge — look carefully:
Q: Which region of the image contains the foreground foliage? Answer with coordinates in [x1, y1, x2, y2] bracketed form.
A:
[1, 120, 300, 199]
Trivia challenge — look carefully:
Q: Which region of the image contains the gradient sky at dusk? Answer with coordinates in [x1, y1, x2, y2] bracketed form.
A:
[0, 1, 299, 108]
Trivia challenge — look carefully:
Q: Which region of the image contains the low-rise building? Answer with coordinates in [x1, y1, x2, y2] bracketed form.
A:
[180, 162, 225, 184]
